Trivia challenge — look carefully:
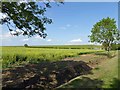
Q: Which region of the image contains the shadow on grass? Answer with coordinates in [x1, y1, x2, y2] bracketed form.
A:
[110, 78, 120, 89]
[2, 60, 92, 89]
[94, 52, 116, 58]
[58, 77, 104, 89]
[94, 52, 108, 56]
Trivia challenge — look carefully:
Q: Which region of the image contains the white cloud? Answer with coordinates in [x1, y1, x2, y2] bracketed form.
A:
[95, 43, 102, 45]
[66, 24, 71, 27]
[88, 42, 102, 45]
[89, 42, 95, 45]
[47, 39, 52, 42]
[60, 24, 71, 30]
[65, 38, 82, 45]
[22, 38, 29, 41]
[69, 38, 82, 43]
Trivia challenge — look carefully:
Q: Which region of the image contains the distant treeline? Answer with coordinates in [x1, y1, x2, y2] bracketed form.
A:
[27, 44, 120, 50]
[28, 45, 102, 49]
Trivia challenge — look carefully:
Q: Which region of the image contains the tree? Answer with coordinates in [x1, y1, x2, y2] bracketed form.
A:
[0, 1, 63, 38]
[89, 17, 120, 53]
[24, 44, 28, 47]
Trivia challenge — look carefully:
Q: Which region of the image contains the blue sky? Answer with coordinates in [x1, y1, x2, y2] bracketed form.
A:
[0, 2, 118, 46]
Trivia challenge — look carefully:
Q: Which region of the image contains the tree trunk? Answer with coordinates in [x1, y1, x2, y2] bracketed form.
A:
[107, 43, 111, 57]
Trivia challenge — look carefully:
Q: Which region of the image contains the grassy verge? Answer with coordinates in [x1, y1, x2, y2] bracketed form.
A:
[58, 51, 118, 88]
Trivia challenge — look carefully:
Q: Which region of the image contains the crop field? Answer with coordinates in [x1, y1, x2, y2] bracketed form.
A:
[2, 46, 103, 68]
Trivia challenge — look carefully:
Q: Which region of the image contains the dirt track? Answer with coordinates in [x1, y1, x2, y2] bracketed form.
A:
[64, 54, 108, 68]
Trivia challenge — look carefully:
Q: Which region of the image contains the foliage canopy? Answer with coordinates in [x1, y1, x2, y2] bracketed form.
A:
[0, 1, 63, 38]
[89, 17, 120, 51]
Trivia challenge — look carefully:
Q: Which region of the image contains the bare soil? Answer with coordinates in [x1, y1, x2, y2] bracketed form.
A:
[2, 53, 109, 89]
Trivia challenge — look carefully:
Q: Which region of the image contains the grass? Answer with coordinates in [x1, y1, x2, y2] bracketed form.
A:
[58, 51, 118, 88]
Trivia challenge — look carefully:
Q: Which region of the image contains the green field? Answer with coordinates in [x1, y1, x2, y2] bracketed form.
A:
[2, 46, 103, 68]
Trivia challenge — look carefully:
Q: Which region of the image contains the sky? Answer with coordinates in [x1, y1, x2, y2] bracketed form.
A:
[0, 2, 118, 46]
